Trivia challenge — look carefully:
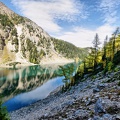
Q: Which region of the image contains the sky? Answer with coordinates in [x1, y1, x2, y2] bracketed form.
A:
[0, 0, 120, 47]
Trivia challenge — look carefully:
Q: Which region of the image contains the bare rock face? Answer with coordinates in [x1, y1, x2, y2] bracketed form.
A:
[0, 2, 14, 16]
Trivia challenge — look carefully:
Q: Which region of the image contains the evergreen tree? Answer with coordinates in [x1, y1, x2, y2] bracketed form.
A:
[92, 33, 101, 70]
[112, 27, 119, 60]
[102, 35, 108, 68]
[115, 34, 120, 51]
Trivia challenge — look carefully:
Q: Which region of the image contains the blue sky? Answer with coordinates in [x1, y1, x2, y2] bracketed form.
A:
[0, 0, 120, 47]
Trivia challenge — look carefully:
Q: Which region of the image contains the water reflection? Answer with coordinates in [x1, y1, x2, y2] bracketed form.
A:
[0, 63, 77, 112]
[3, 76, 64, 111]
[0, 65, 61, 102]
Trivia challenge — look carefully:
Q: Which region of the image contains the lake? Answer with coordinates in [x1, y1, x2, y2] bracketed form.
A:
[0, 63, 77, 112]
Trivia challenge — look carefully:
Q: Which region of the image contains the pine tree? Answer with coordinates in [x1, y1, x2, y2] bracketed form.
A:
[92, 33, 101, 70]
[112, 27, 119, 60]
[102, 35, 108, 68]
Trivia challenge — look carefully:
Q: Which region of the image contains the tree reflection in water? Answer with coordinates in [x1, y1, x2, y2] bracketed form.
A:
[0, 65, 60, 102]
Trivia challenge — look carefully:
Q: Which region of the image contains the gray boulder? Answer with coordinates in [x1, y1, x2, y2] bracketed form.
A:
[97, 84, 105, 90]
[93, 88, 100, 93]
[102, 114, 113, 120]
[93, 116, 102, 120]
[95, 98, 106, 115]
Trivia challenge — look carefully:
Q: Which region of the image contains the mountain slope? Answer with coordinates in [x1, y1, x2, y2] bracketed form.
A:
[9, 65, 120, 120]
[0, 2, 87, 66]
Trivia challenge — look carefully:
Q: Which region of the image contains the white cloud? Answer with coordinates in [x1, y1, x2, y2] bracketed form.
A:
[57, 24, 115, 48]
[99, 0, 120, 24]
[11, 0, 118, 48]
[11, 0, 86, 33]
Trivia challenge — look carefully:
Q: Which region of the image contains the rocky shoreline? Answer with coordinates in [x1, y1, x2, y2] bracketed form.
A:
[10, 71, 120, 120]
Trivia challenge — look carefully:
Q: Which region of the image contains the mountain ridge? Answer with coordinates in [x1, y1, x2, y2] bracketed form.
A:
[0, 2, 88, 67]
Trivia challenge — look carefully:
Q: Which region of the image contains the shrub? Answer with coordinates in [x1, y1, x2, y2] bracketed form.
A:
[107, 62, 114, 71]
[0, 99, 10, 120]
[114, 67, 119, 72]
[103, 62, 114, 74]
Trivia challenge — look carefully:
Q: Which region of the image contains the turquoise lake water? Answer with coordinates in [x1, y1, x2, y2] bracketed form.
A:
[0, 63, 78, 112]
